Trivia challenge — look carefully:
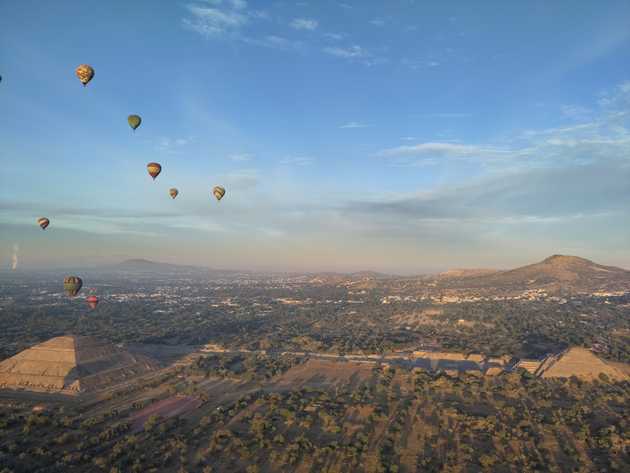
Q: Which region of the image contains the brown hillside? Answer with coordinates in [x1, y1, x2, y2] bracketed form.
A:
[442, 255, 630, 292]
[438, 268, 500, 279]
[0, 336, 159, 395]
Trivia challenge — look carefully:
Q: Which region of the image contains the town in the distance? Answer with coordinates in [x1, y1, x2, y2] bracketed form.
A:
[0, 254, 628, 473]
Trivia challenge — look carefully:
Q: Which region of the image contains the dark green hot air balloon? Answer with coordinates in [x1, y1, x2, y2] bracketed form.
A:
[63, 276, 83, 297]
[128, 115, 142, 131]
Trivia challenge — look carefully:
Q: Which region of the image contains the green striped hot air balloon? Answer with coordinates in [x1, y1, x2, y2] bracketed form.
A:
[63, 276, 83, 297]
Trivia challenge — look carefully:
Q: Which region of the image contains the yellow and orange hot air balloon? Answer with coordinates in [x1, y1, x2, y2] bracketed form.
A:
[147, 162, 162, 180]
[169, 188, 178, 199]
[37, 217, 50, 230]
[75, 64, 94, 87]
[212, 186, 226, 201]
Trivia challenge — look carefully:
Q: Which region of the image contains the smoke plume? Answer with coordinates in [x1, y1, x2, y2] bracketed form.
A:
[11, 244, 18, 271]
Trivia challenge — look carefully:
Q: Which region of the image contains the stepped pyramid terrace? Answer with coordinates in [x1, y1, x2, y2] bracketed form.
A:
[540, 347, 627, 381]
[515, 347, 627, 380]
[0, 336, 160, 395]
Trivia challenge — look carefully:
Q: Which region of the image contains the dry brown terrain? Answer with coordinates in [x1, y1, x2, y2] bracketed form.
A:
[130, 395, 203, 432]
[270, 359, 373, 391]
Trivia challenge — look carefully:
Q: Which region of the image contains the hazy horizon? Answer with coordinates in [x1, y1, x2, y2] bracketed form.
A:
[2, 1, 630, 274]
[3, 252, 630, 278]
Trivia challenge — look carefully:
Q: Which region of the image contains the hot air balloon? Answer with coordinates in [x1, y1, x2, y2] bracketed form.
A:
[147, 162, 162, 180]
[37, 217, 50, 230]
[86, 295, 99, 310]
[75, 65, 94, 87]
[169, 188, 178, 199]
[213, 186, 226, 201]
[64, 276, 83, 297]
[128, 115, 141, 131]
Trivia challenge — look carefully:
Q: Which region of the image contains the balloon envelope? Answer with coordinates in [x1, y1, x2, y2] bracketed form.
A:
[169, 188, 178, 199]
[64, 276, 83, 297]
[37, 217, 50, 230]
[86, 295, 99, 309]
[213, 186, 226, 201]
[147, 162, 161, 180]
[75, 64, 94, 86]
[128, 115, 142, 130]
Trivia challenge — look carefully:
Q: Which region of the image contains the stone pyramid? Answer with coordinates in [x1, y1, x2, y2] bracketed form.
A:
[540, 347, 627, 381]
[0, 335, 160, 395]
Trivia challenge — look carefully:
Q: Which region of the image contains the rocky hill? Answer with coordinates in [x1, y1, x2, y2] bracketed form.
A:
[438, 255, 630, 293]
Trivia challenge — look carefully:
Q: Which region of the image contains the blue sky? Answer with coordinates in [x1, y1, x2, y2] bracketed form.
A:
[1, 0, 630, 273]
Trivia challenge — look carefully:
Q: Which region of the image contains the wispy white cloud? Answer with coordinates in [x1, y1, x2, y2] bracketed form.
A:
[279, 156, 314, 166]
[183, 3, 249, 37]
[199, 0, 247, 9]
[377, 142, 509, 159]
[243, 35, 303, 50]
[183, 1, 272, 43]
[401, 57, 442, 70]
[598, 80, 630, 109]
[249, 10, 270, 20]
[228, 153, 253, 162]
[323, 32, 345, 41]
[339, 121, 369, 129]
[228, 0, 247, 9]
[379, 81, 630, 169]
[323, 45, 368, 59]
[157, 137, 193, 153]
[561, 104, 591, 120]
[419, 112, 471, 119]
[220, 169, 259, 189]
[184, 3, 394, 64]
[323, 44, 388, 66]
[520, 123, 598, 138]
[369, 19, 385, 27]
[290, 18, 318, 31]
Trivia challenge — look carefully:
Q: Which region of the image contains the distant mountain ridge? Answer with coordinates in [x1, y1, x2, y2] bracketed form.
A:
[120, 258, 157, 266]
[440, 254, 630, 293]
[110, 255, 630, 293]
[116, 259, 208, 273]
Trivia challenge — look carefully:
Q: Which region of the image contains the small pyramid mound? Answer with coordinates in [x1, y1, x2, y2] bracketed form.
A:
[540, 347, 628, 381]
[0, 336, 159, 395]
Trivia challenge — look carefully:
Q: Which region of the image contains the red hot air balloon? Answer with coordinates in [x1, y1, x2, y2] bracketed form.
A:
[86, 295, 99, 310]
